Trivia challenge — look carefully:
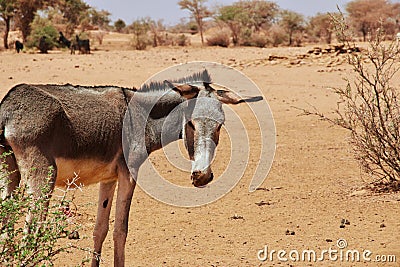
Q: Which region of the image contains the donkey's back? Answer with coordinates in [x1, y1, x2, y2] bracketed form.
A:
[0, 84, 132, 188]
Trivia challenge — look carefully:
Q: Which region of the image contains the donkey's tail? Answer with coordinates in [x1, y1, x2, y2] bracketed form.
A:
[0, 108, 7, 147]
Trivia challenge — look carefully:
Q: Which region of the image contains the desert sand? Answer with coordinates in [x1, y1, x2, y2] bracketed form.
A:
[0, 35, 399, 266]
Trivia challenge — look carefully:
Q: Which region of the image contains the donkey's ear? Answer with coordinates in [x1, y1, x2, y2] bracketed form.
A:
[207, 83, 263, 104]
[164, 80, 199, 100]
[213, 90, 243, 105]
[214, 90, 264, 105]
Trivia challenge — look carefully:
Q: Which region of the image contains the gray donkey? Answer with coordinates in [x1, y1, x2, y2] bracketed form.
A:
[0, 70, 261, 266]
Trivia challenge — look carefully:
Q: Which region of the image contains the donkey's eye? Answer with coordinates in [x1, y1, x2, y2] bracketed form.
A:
[187, 120, 195, 130]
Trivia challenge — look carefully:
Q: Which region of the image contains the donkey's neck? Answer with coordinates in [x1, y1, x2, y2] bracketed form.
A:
[134, 90, 187, 154]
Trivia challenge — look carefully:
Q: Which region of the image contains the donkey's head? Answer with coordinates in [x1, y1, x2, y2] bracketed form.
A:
[165, 75, 254, 187]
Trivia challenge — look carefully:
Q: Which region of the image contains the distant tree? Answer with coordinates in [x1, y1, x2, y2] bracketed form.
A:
[346, 0, 400, 41]
[0, 0, 16, 49]
[178, 0, 211, 45]
[239, 0, 279, 31]
[279, 9, 304, 46]
[114, 18, 126, 32]
[56, 0, 90, 35]
[308, 12, 335, 44]
[129, 18, 151, 50]
[14, 0, 48, 42]
[89, 8, 110, 29]
[217, 0, 278, 46]
[217, 4, 243, 45]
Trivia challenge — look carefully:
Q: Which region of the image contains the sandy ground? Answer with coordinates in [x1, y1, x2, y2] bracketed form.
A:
[1, 38, 399, 267]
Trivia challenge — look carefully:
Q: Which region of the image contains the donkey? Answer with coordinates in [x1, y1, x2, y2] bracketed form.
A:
[0, 70, 261, 266]
[71, 35, 90, 54]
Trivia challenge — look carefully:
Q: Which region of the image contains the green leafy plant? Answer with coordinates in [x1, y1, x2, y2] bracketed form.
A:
[26, 15, 59, 52]
[0, 153, 88, 266]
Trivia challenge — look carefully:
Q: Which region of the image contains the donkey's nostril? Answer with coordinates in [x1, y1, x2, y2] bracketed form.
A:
[191, 171, 201, 178]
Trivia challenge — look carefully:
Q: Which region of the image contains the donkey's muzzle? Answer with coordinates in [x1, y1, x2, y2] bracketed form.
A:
[191, 171, 214, 187]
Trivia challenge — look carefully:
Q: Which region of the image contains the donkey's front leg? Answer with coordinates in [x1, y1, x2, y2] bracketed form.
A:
[92, 181, 117, 267]
[113, 167, 136, 267]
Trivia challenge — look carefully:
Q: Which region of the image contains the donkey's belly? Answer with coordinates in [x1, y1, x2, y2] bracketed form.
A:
[54, 158, 118, 187]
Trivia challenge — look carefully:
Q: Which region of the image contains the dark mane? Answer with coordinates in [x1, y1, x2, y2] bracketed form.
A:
[139, 69, 212, 92]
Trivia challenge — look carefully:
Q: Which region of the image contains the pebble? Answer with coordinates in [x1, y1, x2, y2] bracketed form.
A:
[285, 229, 295, 235]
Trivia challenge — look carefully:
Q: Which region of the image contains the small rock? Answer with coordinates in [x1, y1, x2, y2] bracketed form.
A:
[231, 214, 244, 220]
[68, 230, 80, 240]
[380, 223, 386, 228]
[350, 189, 367, 197]
[326, 239, 333, 242]
[341, 219, 350, 225]
[285, 230, 295, 235]
[255, 201, 271, 206]
[255, 187, 270, 191]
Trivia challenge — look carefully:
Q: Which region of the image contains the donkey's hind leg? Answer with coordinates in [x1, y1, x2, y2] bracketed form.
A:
[14, 147, 57, 230]
[0, 145, 20, 200]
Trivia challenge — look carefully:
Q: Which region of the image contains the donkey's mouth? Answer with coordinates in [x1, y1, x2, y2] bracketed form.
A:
[192, 172, 214, 187]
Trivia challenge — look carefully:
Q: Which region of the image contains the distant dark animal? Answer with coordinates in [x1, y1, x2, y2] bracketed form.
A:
[0, 70, 262, 266]
[70, 39, 79, 55]
[15, 40, 23, 53]
[71, 35, 90, 54]
[58, 31, 71, 48]
[38, 36, 49, 53]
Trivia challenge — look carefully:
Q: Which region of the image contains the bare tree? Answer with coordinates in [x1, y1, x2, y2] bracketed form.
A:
[301, 14, 400, 190]
[149, 19, 165, 47]
[178, 0, 211, 45]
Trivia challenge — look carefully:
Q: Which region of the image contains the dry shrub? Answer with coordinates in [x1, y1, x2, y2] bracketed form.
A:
[301, 14, 400, 190]
[131, 34, 150, 50]
[241, 32, 269, 48]
[206, 29, 230, 47]
[148, 32, 190, 47]
[176, 34, 190, 46]
[267, 24, 286, 47]
[251, 33, 269, 48]
[93, 30, 106, 45]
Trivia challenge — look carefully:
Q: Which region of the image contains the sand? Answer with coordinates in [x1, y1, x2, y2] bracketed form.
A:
[1, 37, 399, 266]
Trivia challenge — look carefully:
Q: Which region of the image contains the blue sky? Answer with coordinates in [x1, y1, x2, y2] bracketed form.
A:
[84, 0, 352, 26]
